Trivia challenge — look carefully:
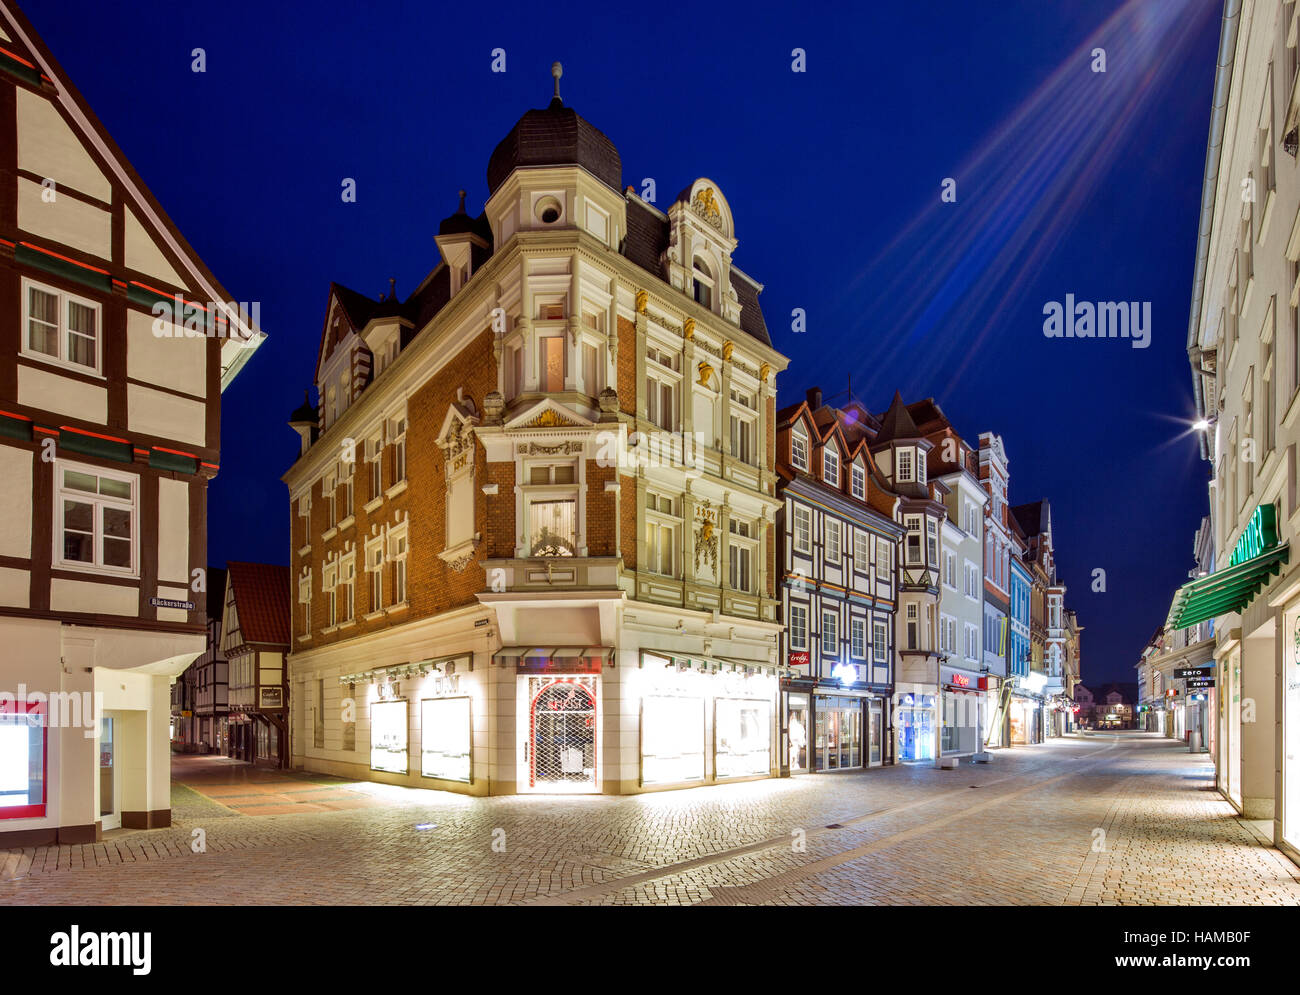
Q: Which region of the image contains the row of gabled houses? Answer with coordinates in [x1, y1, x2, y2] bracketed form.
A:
[0, 0, 1083, 847]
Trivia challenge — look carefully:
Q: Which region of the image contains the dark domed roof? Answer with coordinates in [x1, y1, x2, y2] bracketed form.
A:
[289, 390, 317, 426]
[486, 97, 621, 195]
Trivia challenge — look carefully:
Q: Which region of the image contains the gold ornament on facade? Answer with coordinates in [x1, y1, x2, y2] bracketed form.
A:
[697, 360, 713, 386]
[525, 408, 576, 428]
[694, 501, 719, 573]
[683, 317, 695, 340]
[759, 361, 771, 383]
[635, 289, 648, 314]
[721, 340, 734, 362]
[691, 187, 723, 230]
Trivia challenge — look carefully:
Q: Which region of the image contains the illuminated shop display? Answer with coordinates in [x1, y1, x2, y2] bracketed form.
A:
[897, 693, 934, 761]
[715, 697, 771, 778]
[0, 702, 44, 818]
[641, 694, 705, 784]
[370, 699, 409, 774]
[421, 697, 471, 782]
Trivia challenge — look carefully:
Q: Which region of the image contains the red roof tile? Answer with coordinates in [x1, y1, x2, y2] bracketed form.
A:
[225, 561, 291, 647]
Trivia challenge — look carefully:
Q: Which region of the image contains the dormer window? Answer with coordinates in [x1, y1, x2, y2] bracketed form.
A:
[692, 256, 714, 310]
[851, 462, 866, 500]
[897, 447, 914, 482]
[791, 427, 809, 472]
[823, 447, 839, 486]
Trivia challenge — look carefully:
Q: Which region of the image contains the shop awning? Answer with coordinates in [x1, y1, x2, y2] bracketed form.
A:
[491, 646, 613, 662]
[1165, 544, 1289, 630]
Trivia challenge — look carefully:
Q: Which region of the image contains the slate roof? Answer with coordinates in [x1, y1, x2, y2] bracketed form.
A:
[487, 97, 622, 195]
[873, 391, 923, 443]
[1011, 500, 1045, 537]
[225, 562, 290, 647]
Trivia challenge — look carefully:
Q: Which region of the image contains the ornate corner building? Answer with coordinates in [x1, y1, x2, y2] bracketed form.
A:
[283, 71, 789, 795]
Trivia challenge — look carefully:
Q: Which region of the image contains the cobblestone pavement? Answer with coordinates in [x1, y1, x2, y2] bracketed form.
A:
[2, 733, 1297, 905]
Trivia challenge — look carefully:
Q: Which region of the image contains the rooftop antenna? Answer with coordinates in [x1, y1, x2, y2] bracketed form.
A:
[552, 61, 563, 103]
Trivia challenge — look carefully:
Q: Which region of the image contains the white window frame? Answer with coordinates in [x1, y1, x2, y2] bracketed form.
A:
[851, 462, 866, 500]
[821, 609, 839, 657]
[897, 447, 913, 482]
[850, 617, 866, 660]
[53, 459, 139, 577]
[825, 519, 841, 564]
[21, 277, 102, 374]
[793, 504, 812, 554]
[853, 530, 869, 572]
[365, 536, 384, 612]
[791, 427, 809, 472]
[872, 620, 888, 664]
[789, 603, 808, 650]
[388, 524, 409, 605]
[388, 409, 408, 484]
[823, 447, 840, 486]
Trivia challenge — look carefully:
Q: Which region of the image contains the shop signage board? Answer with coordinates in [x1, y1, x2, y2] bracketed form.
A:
[1186, 678, 1215, 689]
[1229, 503, 1279, 566]
[788, 651, 810, 667]
[516, 655, 602, 675]
[1174, 667, 1211, 679]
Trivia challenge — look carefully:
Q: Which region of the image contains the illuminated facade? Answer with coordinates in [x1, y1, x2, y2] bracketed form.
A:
[283, 68, 789, 795]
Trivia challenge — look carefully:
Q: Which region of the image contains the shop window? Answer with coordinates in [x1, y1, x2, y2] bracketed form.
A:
[0, 701, 45, 819]
[642, 695, 705, 784]
[55, 461, 137, 576]
[421, 697, 471, 782]
[715, 697, 769, 778]
[370, 699, 408, 773]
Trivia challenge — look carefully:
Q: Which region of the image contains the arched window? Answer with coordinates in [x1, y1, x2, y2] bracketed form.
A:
[692, 256, 713, 309]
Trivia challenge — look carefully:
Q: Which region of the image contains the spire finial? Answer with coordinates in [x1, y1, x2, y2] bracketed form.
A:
[551, 61, 562, 102]
[457, 189, 467, 213]
[388, 277, 396, 299]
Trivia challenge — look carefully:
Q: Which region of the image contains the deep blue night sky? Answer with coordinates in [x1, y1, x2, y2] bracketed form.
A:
[27, 0, 1220, 687]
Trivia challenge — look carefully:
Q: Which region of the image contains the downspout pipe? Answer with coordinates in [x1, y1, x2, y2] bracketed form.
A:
[1187, 0, 1243, 462]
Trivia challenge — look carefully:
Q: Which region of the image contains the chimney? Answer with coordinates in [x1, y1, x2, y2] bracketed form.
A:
[806, 387, 822, 410]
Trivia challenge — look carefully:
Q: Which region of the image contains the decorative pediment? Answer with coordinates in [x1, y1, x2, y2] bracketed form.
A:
[503, 398, 593, 431]
[437, 395, 480, 462]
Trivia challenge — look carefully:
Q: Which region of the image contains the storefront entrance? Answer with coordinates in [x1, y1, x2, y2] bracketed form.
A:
[898, 694, 935, 761]
[529, 677, 596, 790]
[814, 695, 862, 770]
[99, 715, 120, 831]
[786, 692, 810, 773]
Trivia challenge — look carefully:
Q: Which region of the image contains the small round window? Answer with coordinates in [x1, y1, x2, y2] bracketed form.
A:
[535, 196, 562, 224]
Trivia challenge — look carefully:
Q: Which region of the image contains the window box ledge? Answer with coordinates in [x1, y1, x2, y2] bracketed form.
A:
[322, 625, 339, 635]
[386, 480, 409, 499]
[338, 619, 356, 630]
[297, 545, 311, 558]
[364, 609, 386, 621]
[322, 527, 338, 542]
[385, 601, 409, 615]
[338, 515, 355, 532]
[364, 496, 384, 514]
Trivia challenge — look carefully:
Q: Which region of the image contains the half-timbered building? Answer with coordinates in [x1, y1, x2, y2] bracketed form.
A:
[775, 388, 903, 773]
[0, 2, 262, 845]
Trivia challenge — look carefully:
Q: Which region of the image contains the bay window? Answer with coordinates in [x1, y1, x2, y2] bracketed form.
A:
[525, 462, 578, 556]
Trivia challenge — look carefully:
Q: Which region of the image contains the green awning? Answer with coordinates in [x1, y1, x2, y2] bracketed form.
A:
[1166, 544, 1290, 629]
